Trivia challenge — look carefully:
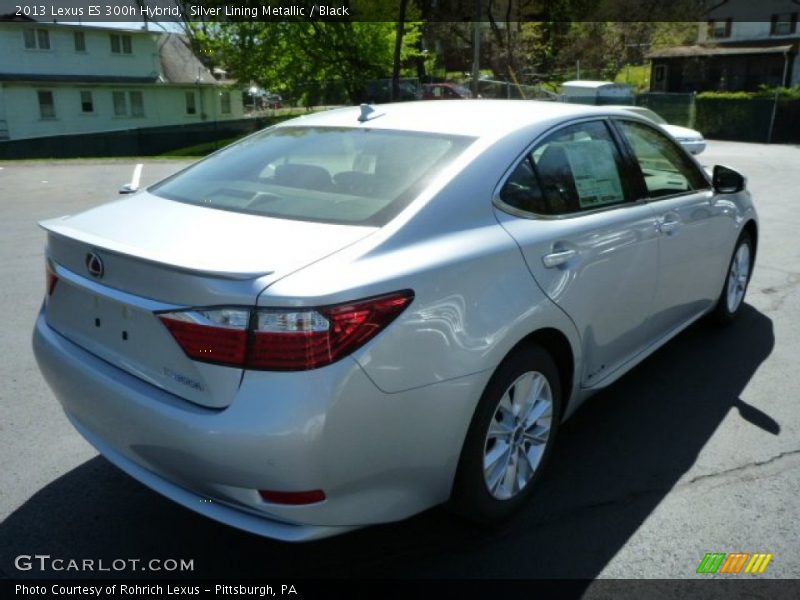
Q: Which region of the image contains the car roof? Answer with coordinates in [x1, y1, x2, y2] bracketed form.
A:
[276, 100, 626, 139]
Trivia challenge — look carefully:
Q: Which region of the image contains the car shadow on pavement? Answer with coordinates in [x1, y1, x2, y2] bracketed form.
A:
[0, 305, 776, 581]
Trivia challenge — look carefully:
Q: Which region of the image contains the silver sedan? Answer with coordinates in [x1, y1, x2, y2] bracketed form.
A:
[33, 100, 757, 541]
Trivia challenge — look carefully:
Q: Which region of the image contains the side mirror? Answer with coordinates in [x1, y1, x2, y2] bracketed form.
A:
[713, 165, 746, 194]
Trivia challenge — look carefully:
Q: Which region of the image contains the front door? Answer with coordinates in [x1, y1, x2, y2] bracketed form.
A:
[613, 118, 730, 335]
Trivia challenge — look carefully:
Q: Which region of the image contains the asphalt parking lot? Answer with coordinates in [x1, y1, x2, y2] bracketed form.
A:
[1, 141, 799, 583]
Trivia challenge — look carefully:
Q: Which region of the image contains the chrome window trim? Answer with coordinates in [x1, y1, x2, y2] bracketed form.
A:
[492, 116, 647, 221]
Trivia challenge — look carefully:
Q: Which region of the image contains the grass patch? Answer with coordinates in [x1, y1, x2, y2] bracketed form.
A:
[158, 136, 244, 158]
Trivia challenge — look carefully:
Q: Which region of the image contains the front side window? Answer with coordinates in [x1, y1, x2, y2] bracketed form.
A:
[38, 91, 55, 119]
[500, 120, 629, 216]
[616, 120, 708, 198]
[150, 126, 475, 226]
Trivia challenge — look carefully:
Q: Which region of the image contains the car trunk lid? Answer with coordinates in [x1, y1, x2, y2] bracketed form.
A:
[41, 192, 376, 408]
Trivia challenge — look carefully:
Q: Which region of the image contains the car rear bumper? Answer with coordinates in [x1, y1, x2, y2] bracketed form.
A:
[33, 309, 484, 539]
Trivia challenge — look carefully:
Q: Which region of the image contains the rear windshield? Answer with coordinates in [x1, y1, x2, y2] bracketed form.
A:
[150, 126, 475, 226]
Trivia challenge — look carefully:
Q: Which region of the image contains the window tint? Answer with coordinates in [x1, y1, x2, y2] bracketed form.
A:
[500, 120, 628, 215]
[150, 127, 474, 226]
[617, 120, 708, 198]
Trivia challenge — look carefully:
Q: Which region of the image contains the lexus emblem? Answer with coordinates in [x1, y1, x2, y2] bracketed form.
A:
[85, 252, 104, 279]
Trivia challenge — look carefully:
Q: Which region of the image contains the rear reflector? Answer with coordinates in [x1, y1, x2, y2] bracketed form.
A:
[258, 489, 326, 505]
[158, 291, 413, 371]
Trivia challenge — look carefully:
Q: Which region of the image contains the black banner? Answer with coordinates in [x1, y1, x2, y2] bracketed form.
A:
[4, 579, 800, 600]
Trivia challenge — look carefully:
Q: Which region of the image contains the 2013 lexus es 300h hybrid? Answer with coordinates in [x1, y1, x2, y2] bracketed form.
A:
[33, 101, 757, 541]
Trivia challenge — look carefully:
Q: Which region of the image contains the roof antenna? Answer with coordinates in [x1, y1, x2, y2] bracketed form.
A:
[358, 103, 383, 123]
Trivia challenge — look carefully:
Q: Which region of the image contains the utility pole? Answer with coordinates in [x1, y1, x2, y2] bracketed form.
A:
[471, 0, 481, 97]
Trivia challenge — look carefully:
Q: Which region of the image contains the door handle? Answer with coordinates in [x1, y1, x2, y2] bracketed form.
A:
[542, 249, 576, 268]
[657, 216, 680, 235]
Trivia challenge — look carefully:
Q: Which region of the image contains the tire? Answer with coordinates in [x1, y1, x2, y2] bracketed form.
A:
[450, 344, 562, 523]
[711, 231, 753, 325]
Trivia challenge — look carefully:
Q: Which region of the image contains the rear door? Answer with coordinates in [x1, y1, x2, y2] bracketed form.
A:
[494, 119, 660, 386]
[613, 118, 729, 335]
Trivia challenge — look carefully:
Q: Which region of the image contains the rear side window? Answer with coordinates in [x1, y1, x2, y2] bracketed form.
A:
[500, 120, 629, 216]
[616, 120, 709, 198]
[151, 127, 474, 226]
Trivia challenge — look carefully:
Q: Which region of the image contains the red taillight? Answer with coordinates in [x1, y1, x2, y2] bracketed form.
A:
[158, 308, 250, 367]
[158, 291, 413, 371]
[45, 260, 58, 296]
[258, 489, 326, 505]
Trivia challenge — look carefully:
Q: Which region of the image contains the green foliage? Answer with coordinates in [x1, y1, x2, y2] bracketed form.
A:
[182, 0, 422, 105]
[698, 86, 800, 100]
[615, 64, 650, 92]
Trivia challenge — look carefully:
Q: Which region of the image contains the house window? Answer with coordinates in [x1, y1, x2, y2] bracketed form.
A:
[38, 91, 55, 119]
[185, 91, 197, 115]
[708, 18, 732, 39]
[110, 34, 132, 54]
[24, 29, 50, 50]
[113, 91, 127, 116]
[112, 91, 145, 117]
[80, 91, 94, 113]
[74, 31, 86, 52]
[654, 65, 666, 83]
[771, 13, 798, 36]
[220, 91, 231, 114]
[130, 91, 144, 117]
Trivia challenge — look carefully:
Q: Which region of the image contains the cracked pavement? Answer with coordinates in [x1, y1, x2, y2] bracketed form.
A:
[1, 141, 798, 580]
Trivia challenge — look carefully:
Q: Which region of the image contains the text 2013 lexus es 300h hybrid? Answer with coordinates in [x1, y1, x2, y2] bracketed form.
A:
[33, 100, 757, 541]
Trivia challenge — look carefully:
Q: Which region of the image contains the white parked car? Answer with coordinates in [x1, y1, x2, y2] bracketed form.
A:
[614, 105, 706, 155]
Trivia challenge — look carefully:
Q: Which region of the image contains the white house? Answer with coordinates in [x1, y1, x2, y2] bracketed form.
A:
[647, 0, 800, 92]
[0, 18, 244, 141]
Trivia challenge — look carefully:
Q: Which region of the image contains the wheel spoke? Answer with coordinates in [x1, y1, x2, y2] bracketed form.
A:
[523, 422, 550, 444]
[525, 443, 544, 471]
[484, 440, 510, 472]
[524, 397, 551, 427]
[499, 453, 518, 497]
[484, 444, 511, 493]
[487, 419, 514, 440]
[510, 373, 533, 416]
